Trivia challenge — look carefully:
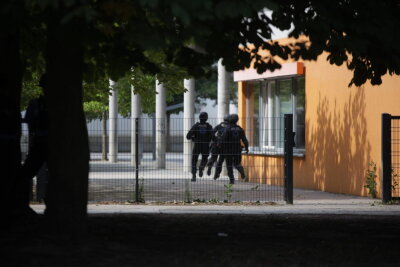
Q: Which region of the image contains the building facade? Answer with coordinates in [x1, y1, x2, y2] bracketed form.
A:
[234, 53, 400, 197]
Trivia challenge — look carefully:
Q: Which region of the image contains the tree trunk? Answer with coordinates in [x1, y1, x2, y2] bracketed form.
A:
[44, 9, 89, 233]
[102, 110, 108, 161]
[0, 14, 22, 217]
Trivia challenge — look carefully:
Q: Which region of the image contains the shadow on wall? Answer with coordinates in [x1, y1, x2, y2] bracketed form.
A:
[305, 88, 371, 196]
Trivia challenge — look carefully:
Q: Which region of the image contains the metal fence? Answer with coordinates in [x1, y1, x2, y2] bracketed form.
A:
[382, 113, 400, 202]
[26, 115, 294, 204]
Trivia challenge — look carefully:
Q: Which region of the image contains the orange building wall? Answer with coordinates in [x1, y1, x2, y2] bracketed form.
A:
[242, 155, 284, 186]
[238, 53, 400, 197]
[238, 81, 247, 129]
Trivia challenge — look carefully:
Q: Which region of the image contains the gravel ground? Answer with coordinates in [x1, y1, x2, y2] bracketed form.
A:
[87, 178, 284, 203]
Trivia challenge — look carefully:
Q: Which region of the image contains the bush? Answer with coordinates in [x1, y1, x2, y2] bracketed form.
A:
[364, 161, 377, 198]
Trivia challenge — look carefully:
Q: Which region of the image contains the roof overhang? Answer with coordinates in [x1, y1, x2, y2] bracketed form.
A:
[233, 62, 305, 82]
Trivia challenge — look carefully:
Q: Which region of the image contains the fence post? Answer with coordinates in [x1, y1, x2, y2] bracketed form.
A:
[135, 118, 140, 203]
[152, 114, 156, 160]
[382, 113, 392, 203]
[284, 114, 294, 204]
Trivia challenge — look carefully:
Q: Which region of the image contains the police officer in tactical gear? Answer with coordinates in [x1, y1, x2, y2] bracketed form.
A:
[186, 112, 213, 182]
[222, 114, 249, 184]
[206, 114, 230, 176]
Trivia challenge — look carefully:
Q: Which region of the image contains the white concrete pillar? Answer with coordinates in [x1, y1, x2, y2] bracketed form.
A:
[218, 58, 230, 122]
[156, 79, 166, 169]
[183, 78, 195, 172]
[131, 86, 141, 166]
[218, 59, 230, 176]
[108, 80, 118, 163]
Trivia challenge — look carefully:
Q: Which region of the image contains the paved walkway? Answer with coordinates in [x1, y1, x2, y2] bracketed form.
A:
[31, 187, 400, 216]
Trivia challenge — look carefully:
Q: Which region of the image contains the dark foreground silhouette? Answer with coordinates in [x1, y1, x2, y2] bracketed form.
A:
[2, 214, 400, 266]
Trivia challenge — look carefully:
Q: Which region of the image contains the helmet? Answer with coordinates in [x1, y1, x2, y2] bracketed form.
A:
[199, 112, 208, 122]
[229, 114, 239, 124]
[223, 114, 230, 122]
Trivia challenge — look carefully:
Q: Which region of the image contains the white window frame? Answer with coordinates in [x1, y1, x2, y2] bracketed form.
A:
[248, 76, 305, 156]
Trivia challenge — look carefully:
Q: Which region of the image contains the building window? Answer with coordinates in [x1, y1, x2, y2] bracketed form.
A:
[248, 76, 305, 154]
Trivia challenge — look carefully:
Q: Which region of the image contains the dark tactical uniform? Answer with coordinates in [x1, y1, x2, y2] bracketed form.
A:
[186, 112, 213, 181]
[20, 95, 49, 206]
[221, 114, 249, 184]
[207, 115, 230, 176]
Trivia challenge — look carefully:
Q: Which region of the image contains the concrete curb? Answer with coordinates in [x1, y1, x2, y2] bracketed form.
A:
[31, 201, 400, 216]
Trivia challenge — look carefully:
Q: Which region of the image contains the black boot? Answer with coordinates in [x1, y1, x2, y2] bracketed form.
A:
[229, 179, 235, 185]
[191, 174, 196, 182]
[207, 167, 212, 176]
[199, 168, 203, 178]
[237, 166, 246, 180]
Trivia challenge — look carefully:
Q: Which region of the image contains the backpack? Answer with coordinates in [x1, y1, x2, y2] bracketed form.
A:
[231, 125, 242, 137]
[196, 122, 212, 143]
[225, 125, 242, 146]
[215, 122, 228, 142]
[198, 124, 208, 136]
